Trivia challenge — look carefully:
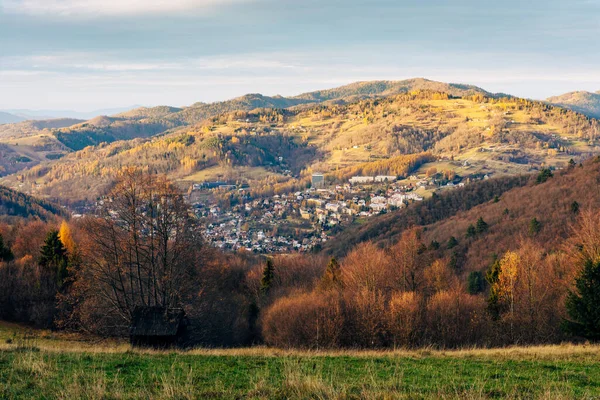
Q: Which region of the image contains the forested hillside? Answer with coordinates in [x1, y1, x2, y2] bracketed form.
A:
[0, 185, 65, 221]
[548, 90, 600, 118]
[3, 88, 600, 205]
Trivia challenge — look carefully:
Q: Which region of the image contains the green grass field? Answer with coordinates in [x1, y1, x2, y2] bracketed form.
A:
[1, 323, 599, 399]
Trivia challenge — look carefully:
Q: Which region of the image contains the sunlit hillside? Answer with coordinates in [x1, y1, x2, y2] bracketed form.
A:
[548, 90, 600, 118]
[2, 89, 599, 204]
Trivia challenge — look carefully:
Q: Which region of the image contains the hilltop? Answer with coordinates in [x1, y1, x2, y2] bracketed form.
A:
[293, 78, 493, 102]
[548, 90, 600, 118]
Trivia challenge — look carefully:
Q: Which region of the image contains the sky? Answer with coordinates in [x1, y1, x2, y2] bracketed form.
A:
[1, 0, 600, 111]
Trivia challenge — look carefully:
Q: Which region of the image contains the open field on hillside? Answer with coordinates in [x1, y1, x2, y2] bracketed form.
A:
[1, 322, 599, 399]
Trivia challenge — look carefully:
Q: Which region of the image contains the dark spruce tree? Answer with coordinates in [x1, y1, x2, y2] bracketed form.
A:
[486, 255, 504, 320]
[467, 271, 484, 294]
[529, 217, 541, 236]
[476, 217, 488, 233]
[536, 168, 553, 184]
[563, 259, 600, 340]
[0, 234, 14, 262]
[39, 230, 69, 288]
[260, 258, 275, 295]
[466, 224, 477, 239]
[447, 236, 459, 249]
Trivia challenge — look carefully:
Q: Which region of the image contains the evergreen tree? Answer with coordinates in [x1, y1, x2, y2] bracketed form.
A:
[476, 217, 488, 233]
[568, 158, 576, 169]
[466, 224, 476, 239]
[563, 259, 600, 340]
[571, 201, 580, 214]
[536, 168, 553, 184]
[0, 234, 14, 262]
[529, 217, 541, 236]
[467, 271, 484, 294]
[260, 258, 275, 295]
[429, 240, 440, 250]
[486, 255, 503, 320]
[320, 257, 343, 290]
[447, 236, 458, 249]
[39, 230, 69, 287]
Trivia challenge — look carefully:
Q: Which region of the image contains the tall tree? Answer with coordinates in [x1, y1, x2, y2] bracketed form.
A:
[0, 234, 13, 262]
[563, 259, 600, 340]
[476, 217, 488, 234]
[39, 230, 69, 287]
[260, 258, 275, 295]
[77, 169, 204, 329]
[58, 220, 76, 256]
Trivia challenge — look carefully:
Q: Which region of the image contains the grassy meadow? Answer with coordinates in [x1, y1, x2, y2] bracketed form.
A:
[1, 323, 599, 399]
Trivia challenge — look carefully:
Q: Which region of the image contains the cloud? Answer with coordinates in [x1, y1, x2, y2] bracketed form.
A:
[0, 0, 251, 16]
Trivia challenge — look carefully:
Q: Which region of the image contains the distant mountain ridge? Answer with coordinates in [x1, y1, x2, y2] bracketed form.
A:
[0, 112, 25, 125]
[2, 106, 141, 121]
[547, 91, 600, 118]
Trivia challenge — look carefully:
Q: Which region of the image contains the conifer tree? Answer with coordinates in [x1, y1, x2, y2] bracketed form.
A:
[39, 230, 69, 287]
[466, 224, 477, 239]
[260, 258, 275, 295]
[320, 257, 342, 290]
[529, 218, 541, 236]
[447, 236, 458, 249]
[0, 234, 13, 262]
[476, 217, 488, 233]
[563, 259, 600, 340]
[486, 255, 503, 320]
[467, 271, 484, 294]
[571, 201, 580, 214]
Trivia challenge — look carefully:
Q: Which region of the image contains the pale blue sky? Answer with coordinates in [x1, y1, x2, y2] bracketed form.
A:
[1, 0, 599, 110]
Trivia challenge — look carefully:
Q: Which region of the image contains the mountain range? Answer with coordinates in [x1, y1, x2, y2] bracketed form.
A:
[0, 106, 141, 123]
[0, 78, 599, 206]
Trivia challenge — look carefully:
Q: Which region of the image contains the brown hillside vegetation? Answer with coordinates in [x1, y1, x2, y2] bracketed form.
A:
[328, 157, 600, 273]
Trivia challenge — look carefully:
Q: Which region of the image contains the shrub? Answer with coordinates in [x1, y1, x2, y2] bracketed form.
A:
[262, 291, 343, 349]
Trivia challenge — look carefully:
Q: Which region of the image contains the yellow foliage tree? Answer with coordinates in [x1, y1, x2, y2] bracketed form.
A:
[58, 220, 76, 255]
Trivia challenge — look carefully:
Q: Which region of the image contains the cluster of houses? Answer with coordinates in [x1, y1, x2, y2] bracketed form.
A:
[193, 174, 436, 253]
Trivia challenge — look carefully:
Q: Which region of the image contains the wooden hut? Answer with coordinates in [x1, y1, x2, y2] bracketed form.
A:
[129, 306, 187, 348]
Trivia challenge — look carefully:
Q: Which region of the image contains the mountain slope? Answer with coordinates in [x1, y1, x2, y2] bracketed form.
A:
[0, 185, 66, 221]
[325, 157, 600, 272]
[48, 79, 495, 152]
[547, 91, 600, 118]
[0, 112, 25, 125]
[3, 89, 600, 204]
[0, 118, 83, 140]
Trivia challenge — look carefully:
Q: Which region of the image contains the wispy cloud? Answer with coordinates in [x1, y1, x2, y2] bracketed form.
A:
[1, 0, 251, 16]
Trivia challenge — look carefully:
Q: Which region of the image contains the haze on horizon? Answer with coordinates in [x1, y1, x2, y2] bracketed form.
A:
[1, 0, 599, 111]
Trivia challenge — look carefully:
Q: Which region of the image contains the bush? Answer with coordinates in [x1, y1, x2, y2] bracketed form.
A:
[262, 291, 343, 349]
